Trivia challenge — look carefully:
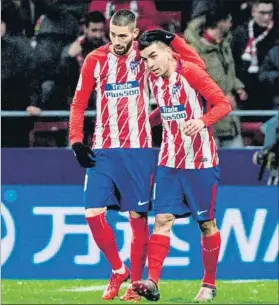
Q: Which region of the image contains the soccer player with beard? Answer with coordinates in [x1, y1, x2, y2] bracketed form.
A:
[69, 10, 206, 301]
[132, 30, 232, 302]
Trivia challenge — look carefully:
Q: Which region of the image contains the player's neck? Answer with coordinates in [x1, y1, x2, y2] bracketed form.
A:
[163, 57, 178, 78]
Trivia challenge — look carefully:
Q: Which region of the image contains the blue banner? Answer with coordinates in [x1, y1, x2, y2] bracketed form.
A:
[1, 148, 271, 185]
[1, 185, 278, 279]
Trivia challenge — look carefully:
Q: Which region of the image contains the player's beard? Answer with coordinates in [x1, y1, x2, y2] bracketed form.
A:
[113, 39, 133, 55]
[87, 38, 104, 50]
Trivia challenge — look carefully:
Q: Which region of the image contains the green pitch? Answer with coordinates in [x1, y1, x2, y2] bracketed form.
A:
[2, 280, 278, 304]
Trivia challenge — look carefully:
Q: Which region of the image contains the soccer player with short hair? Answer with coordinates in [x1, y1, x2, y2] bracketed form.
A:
[132, 30, 232, 302]
[69, 10, 206, 302]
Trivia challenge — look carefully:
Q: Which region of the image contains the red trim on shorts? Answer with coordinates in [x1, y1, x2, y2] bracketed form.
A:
[209, 183, 217, 219]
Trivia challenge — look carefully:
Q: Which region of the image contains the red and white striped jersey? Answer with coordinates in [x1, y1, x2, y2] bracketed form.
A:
[149, 59, 232, 169]
[69, 35, 205, 148]
[70, 42, 152, 149]
[69, 35, 206, 150]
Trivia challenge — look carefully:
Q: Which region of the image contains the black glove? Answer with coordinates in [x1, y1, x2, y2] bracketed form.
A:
[145, 29, 175, 46]
[72, 142, 95, 168]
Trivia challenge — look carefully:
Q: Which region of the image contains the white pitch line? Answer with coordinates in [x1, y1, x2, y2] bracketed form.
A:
[58, 279, 277, 292]
[225, 279, 278, 283]
[58, 281, 174, 293]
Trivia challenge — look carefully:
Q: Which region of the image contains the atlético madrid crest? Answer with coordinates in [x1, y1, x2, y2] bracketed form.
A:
[130, 61, 140, 72]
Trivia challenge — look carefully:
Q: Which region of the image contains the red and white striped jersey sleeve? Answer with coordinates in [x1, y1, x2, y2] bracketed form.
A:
[181, 62, 232, 127]
[171, 35, 206, 70]
[69, 52, 97, 145]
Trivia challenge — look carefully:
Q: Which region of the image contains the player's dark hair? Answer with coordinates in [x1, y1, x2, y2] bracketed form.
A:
[138, 31, 166, 51]
[110, 9, 136, 29]
[85, 11, 106, 26]
[138, 32, 155, 51]
[204, 9, 232, 29]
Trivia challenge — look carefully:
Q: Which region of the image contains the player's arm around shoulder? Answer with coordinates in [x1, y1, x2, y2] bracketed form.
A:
[170, 34, 206, 70]
[181, 61, 232, 128]
[145, 29, 206, 70]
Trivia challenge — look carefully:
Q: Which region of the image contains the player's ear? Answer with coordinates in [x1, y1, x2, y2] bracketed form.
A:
[133, 27, 140, 40]
[166, 46, 172, 60]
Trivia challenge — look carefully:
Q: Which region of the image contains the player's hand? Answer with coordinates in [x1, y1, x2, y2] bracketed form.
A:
[72, 142, 95, 168]
[68, 41, 83, 57]
[182, 119, 205, 136]
[145, 29, 175, 46]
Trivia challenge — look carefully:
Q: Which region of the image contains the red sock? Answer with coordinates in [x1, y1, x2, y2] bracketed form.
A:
[148, 234, 170, 284]
[86, 213, 123, 271]
[201, 231, 221, 287]
[129, 216, 149, 282]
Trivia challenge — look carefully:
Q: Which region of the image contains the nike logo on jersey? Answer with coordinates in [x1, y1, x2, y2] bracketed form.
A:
[138, 200, 149, 206]
[166, 35, 173, 39]
[197, 210, 208, 216]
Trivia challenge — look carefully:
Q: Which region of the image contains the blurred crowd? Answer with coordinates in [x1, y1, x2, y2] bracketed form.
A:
[1, 0, 279, 148]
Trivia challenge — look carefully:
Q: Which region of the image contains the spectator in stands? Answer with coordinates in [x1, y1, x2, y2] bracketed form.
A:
[58, 11, 107, 146]
[191, 0, 251, 28]
[227, 1, 253, 28]
[1, 1, 35, 147]
[88, 0, 161, 31]
[1, 0, 29, 36]
[58, 11, 108, 99]
[259, 43, 279, 109]
[191, 0, 223, 20]
[185, 9, 248, 148]
[232, 0, 277, 114]
[27, 0, 80, 116]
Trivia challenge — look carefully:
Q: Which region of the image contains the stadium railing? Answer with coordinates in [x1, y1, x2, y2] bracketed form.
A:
[1, 110, 277, 147]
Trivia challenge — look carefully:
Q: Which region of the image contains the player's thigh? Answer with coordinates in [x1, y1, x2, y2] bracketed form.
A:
[116, 148, 157, 213]
[152, 166, 188, 216]
[180, 166, 220, 221]
[84, 168, 118, 209]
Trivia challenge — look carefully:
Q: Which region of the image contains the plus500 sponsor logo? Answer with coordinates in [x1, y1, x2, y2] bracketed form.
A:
[160, 105, 187, 121]
[1, 206, 277, 268]
[105, 81, 139, 98]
